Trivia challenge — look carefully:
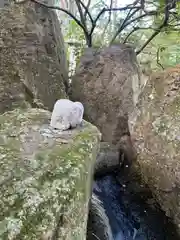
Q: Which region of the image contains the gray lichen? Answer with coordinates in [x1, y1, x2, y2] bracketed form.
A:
[0, 107, 101, 239]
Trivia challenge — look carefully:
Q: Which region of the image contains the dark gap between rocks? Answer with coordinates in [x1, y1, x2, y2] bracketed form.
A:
[87, 159, 179, 240]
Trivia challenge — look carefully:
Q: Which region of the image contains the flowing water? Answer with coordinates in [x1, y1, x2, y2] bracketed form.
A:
[93, 172, 179, 240]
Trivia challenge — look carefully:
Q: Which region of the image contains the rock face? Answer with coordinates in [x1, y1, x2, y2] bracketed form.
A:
[129, 65, 180, 233]
[0, 107, 101, 239]
[0, 1, 68, 113]
[94, 142, 120, 178]
[0, 2, 103, 239]
[70, 44, 141, 145]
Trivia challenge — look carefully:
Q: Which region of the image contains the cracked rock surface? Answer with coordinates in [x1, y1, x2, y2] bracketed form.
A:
[0, 107, 101, 240]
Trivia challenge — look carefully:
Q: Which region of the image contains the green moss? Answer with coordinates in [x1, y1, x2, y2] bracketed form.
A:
[0, 108, 101, 239]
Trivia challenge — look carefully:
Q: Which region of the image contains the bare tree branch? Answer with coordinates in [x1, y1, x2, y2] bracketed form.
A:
[120, 7, 138, 29]
[122, 10, 157, 31]
[107, 0, 113, 26]
[109, 0, 161, 44]
[136, 3, 170, 55]
[15, 0, 179, 52]
[101, 0, 113, 41]
[75, 0, 86, 28]
[123, 27, 154, 43]
[123, 28, 138, 43]
[156, 47, 164, 69]
[123, 26, 161, 43]
[27, 0, 87, 33]
[84, 0, 91, 21]
[111, 0, 176, 43]
[90, 5, 141, 35]
[110, 6, 140, 43]
[74, 0, 92, 46]
[78, 0, 94, 25]
[136, 28, 163, 55]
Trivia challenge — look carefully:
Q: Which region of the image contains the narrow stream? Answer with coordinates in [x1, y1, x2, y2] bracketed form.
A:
[93, 172, 179, 240]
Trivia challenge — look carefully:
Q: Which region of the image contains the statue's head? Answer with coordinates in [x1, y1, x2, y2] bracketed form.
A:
[74, 101, 84, 111]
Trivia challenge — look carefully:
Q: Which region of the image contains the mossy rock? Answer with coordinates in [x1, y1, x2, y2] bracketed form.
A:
[129, 65, 180, 234]
[0, 108, 101, 239]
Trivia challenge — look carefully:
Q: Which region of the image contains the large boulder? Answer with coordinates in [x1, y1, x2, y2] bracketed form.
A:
[0, 107, 101, 239]
[70, 44, 141, 145]
[129, 65, 180, 233]
[0, 1, 68, 113]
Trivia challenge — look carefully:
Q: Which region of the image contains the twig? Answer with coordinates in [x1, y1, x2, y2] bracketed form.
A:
[136, 28, 163, 55]
[77, 0, 94, 26]
[15, 0, 176, 51]
[156, 47, 164, 69]
[122, 10, 157, 31]
[101, 0, 113, 41]
[121, 7, 138, 29]
[110, 6, 140, 43]
[83, 0, 91, 21]
[75, 0, 86, 28]
[136, 4, 170, 55]
[110, 0, 162, 43]
[28, 0, 87, 33]
[123, 27, 156, 43]
[90, 6, 140, 35]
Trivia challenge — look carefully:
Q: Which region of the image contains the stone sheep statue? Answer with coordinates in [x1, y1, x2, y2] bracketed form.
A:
[50, 99, 84, 130]
[50, 99, 114, 240]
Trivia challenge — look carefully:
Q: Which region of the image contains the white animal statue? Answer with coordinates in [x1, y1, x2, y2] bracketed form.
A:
[50, 99, 84, 130]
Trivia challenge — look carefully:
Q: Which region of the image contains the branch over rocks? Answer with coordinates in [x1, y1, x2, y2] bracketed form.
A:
[90, 5, 141, 36]
[14, 0, 179, 52]
[82, 0, 92, 23]
[136, 1, 170, 55]
[29, 0, 87, 32]
[110, 7, 140, 43]
[123, 27, 157, 43]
